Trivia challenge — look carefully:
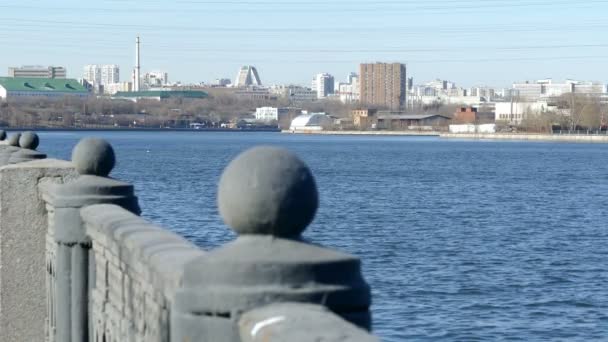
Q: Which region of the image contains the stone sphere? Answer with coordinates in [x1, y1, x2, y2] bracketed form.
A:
[218, 146, 318, 238]
[0, 130, 6, 141]
[19, 132, 39, 150]
[7, 133, 21, 146]
[71, 138, 115, 176]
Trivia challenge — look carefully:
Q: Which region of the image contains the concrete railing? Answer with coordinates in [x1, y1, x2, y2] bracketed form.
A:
[0, 131, 377, 341]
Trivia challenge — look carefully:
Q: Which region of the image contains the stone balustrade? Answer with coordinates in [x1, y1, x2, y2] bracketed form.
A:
[0, 132, 377, 341]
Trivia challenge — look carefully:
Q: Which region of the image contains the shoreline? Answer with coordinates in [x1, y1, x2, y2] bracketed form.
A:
[4, 128, 607, 143]
[0, 127, 281, 133]
[282, 130, 608, 143]
[281, 130, 441, 136]
[440, 132, 608, 143]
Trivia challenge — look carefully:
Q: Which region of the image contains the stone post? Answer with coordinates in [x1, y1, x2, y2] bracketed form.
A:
[0, 133, 21, 165]
[42, 138, 140, 342]
[0, 156, 77, 342]
[9, 131, 46, 164]
[171, 146, 371, 341]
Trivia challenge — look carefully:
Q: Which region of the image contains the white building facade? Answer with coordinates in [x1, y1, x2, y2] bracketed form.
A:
[101, 65, 120, 85]
[8, 65, 66, 79]
[143, 71, 169, 88]
[494, 101, 552, 125]
[103, 82, 133, 95]
[312, 73, 335, 99]
[337, 72, 360, 103]
[84, 65, 120, 86]
[512, 79, 607, 100]
[255, 107, 289, 122]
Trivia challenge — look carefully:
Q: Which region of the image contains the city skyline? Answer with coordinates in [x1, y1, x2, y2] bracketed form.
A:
[1, 0, 607, 87]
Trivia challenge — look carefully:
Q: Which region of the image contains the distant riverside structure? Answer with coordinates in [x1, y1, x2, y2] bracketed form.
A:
[494, 101, 555, 125]
[234, 65, 262, 87]
[213, 78, 232, 87]
[511, 79, 607, 101]
[103, 82, 133, 95]
[337, 72, 360, 103]
[289, 112, 333, 131]
[234, 86, 275, 101]
[270, 85, 317, 104]
[311, 73, 335, 99]
[360, 62, 407, 110]
[255, 107, 290, 122]
[0, 77, 88, 101]
[255, 107, 302, 129]
[8, 66, 66, 79]
[143, 71, 169, 88]
[112, 89, 207, 102]
[83, 65, 120, 86]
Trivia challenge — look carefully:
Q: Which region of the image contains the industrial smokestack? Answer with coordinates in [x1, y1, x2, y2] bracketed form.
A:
[134, 36, 141, 92]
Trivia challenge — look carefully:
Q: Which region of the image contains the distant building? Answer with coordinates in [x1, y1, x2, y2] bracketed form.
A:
[453, 107, 495, 124]
[494, 101, 553, 125]
[83, 64, 120, 86]
[255, 106, 302, 129]
[289, 113, 333, 131]
[234, 87, 276, 101]
[311, 73, 335, 99]
[103, 82, 133, 95]
[359, 62, 407, 110]
[83, 65, 100, 85]
[8, 65, 66, 79]
[337, 73, 360, 103]
[143, 71, 169, 88]
[271, 85, 317, 104]
[351, 109, 378, 129]
[234, 66, 261, 87]
[512, 79, 606, 101]
[375, 113, 450, 130]
[0, 77, 88, 101]
[112, 90, 207, 102]
[214, 78, 232, 87]
[255, 107, 289, 122]
[101, 65, 120, 84]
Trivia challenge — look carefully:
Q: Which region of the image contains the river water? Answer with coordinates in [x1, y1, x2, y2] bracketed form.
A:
[36, 131, 608, 341]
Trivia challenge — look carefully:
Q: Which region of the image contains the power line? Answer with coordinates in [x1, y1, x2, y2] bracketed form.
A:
[2, 17, 608, 34]
[1, 0, 607, 13]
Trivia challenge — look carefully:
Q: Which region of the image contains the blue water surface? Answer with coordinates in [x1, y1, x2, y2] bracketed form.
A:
[36, 131, 608, 341]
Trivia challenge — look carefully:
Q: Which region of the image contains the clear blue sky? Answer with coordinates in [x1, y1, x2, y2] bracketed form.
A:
[1, 0, 607, 88]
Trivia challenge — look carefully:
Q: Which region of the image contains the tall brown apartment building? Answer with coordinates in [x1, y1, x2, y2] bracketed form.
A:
[359, 62, 407, 110]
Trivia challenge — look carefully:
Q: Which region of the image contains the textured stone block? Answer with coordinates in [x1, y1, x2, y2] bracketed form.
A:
[0, 159, 76, 342]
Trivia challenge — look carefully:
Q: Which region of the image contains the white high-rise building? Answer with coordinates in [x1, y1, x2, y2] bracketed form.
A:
[337, 73, 359, 103]
[101, 65, 119, 84]
[143, 71, 169, 88]
[83, 65, 120, 85]
[312, 73, 335, 99]
[83, 65, 101, 85]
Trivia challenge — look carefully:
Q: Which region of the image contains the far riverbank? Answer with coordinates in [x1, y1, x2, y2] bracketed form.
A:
[1, 127, 281, 133]
[281, 130, 440, 136]
[440, 132, 608, 143]
[282, 130, 608, 143]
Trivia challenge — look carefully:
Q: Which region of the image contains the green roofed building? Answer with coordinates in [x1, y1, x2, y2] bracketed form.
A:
[0, 77, 89, 101]
[113, 90, 208, 102]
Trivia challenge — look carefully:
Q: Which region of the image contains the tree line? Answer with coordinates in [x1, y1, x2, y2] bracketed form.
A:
[0, 91, 357, 129]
